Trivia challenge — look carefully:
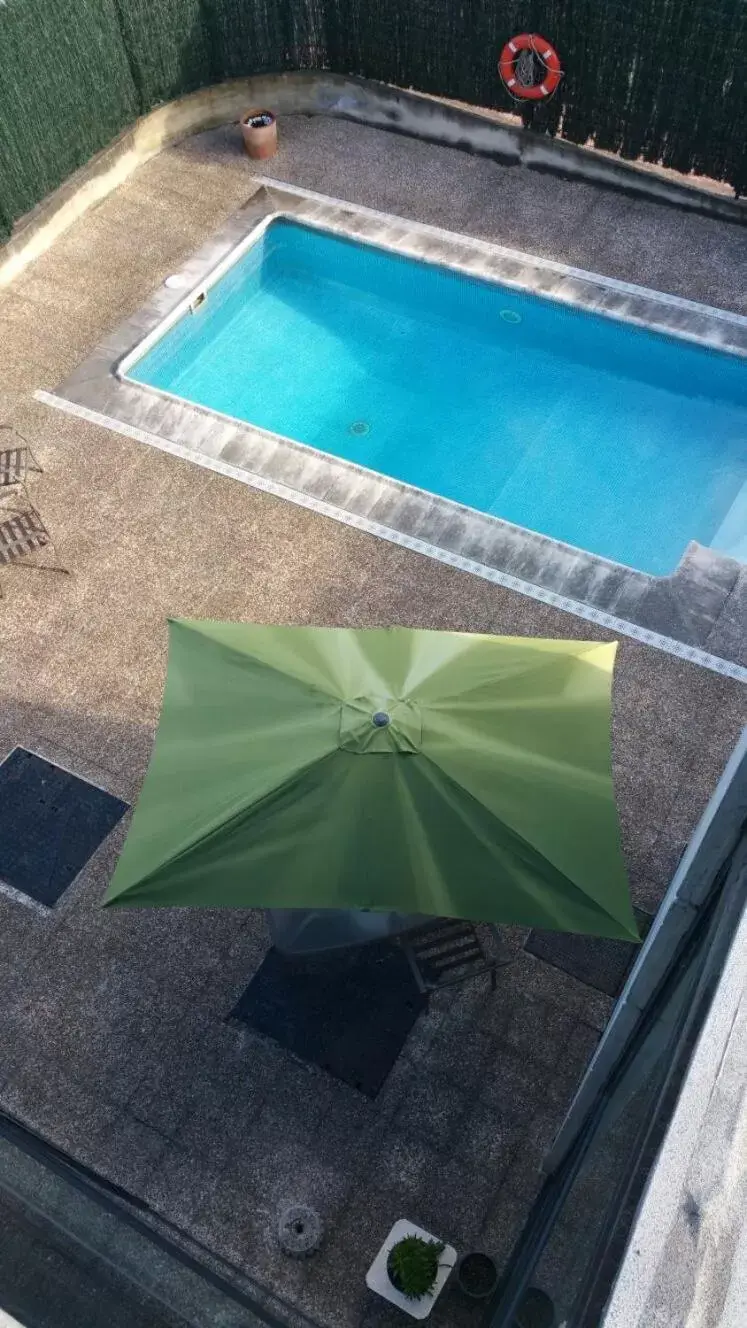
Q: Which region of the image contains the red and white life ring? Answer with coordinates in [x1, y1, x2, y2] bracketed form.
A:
[499, 33, 562, 101]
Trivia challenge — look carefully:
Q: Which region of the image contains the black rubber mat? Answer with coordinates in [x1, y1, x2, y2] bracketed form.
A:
[0, 747, 128, 906]
[231, 941, 426, 1097]
[524, 909, 652, 997]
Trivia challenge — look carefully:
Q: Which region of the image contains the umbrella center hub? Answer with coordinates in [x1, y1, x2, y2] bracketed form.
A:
[339, 698, 422, 753]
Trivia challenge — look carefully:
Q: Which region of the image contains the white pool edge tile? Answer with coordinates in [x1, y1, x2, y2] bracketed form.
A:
[257, 177, 747, 329]
[35, 389, 747, 684]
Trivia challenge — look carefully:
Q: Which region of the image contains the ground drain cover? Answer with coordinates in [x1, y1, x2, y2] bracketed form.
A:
[230, 941, 425, 1097]
[0, 747, 128, 907]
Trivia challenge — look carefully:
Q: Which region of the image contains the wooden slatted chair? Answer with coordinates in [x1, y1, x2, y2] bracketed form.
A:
[398, 918, 514, 1005]
[0, 425, 43, 507]
[0, 505, 68, 596]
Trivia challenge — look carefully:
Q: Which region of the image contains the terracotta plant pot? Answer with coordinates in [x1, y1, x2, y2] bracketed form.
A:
[240, 110, 278, 159]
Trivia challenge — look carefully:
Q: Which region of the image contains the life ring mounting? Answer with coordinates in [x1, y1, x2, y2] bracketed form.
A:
[499, 33, 562, 102]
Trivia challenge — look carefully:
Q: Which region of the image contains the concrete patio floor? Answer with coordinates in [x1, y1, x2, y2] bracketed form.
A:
[0, 116, 745, 1327]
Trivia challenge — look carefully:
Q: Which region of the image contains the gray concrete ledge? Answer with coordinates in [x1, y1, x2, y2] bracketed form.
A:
[2, 72, 745, 290]
[44, 182, 747, 677]
[0, 1112, 312, 1328]
[602, 835, 747, 1328]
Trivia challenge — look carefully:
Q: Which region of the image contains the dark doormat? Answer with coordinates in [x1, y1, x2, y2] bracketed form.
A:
[524, 909, 653, 998]
[230, 942, 426, 1098]
[0, 747, 128, 907]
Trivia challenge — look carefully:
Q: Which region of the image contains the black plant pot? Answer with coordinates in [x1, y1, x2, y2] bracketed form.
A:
[513, 1286, 556, 1328]
[456, 1251, 499, 1300]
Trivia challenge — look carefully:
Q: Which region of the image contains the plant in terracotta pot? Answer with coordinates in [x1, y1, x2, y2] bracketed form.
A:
[387, 1234, 446, 1300]
[240, 109, 278, 159]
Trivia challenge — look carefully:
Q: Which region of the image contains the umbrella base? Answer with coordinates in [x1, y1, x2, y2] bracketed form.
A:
[267, 908, 431, 956]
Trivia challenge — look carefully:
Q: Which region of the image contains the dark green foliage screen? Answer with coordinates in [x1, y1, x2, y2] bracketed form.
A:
[1, 0, 745, 240]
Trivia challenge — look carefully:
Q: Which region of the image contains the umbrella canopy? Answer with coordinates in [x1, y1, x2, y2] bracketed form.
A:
[104, 621, 638, 941]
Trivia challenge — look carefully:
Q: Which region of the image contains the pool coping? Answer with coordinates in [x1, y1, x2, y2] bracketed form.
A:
[42, 182, 747, 679]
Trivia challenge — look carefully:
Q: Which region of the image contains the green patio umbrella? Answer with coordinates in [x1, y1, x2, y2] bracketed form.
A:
[104, 621, 638, 941]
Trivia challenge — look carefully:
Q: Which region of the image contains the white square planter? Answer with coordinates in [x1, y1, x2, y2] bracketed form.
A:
[366, 1219, 457, 1320]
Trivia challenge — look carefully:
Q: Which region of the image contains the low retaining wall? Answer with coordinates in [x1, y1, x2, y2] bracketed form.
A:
[1, 72, 745, 290]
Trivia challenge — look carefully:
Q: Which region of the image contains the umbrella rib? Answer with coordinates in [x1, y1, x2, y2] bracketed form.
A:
[104, 748, 340, 902]
[408, 640, 615, 706]
[429, 734, 611, 797]
[414, 754, 636, 935]
[170, 619, 348, 705]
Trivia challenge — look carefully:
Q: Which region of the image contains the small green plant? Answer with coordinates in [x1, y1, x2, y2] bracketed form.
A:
[387, 1234, 445, 1300]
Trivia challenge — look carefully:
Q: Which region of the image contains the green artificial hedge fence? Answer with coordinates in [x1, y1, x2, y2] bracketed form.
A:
[1, 0, 745, 241]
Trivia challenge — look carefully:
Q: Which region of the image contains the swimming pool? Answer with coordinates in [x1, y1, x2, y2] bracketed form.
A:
[127, 218, 747, 576]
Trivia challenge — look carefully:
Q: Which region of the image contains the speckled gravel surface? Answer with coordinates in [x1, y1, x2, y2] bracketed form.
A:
[0, 115, 744, 1327]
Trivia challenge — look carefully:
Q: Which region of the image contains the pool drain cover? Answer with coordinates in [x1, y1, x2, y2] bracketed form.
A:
[500, 309, 522, 324]
[348, 420, 371, 436]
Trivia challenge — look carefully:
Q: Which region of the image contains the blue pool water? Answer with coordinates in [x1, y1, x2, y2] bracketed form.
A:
[129, 219, 747, 575]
